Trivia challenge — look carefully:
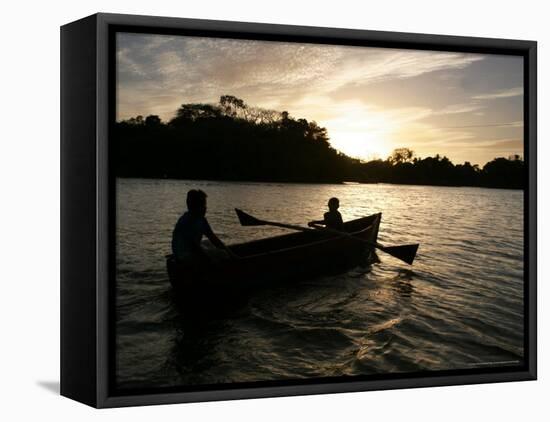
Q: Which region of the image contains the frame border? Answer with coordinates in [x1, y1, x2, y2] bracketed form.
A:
[87, 12, 536, 408]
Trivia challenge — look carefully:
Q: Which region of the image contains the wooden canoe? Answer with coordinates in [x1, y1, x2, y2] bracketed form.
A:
[166, 213, 381, 297]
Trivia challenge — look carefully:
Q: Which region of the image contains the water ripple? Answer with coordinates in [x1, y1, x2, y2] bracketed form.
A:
[114, 179, 524, 389]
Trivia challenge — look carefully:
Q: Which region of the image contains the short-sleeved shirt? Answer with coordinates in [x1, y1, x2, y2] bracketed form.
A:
[171, 212, 213, 260]
[323, 211, 343, 230]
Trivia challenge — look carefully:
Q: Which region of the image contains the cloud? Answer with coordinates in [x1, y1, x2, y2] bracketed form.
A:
[116, 33, 485, 120]
[115, 32, 523, 165]
[472, 87, 523, 100]
[433, 103, 484, 115]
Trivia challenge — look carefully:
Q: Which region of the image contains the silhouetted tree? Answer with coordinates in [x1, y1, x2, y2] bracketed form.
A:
[219, 95, 247, 119]
[145, 115, 161, 127]
[482, 156, 524, 189]
[115, 97, 524, 189]
[389, 148, 415, 164]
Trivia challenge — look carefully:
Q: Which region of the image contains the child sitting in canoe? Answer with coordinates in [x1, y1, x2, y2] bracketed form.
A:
[171, 189, 236, 263]
[308, 197, 344, 230]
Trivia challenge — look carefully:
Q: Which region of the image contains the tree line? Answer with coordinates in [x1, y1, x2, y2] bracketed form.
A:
[361, 148, 524, 189]
[115, 95, 524, 189]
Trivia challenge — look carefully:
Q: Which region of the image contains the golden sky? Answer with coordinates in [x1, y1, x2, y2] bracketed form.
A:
[117, 32, 524, 166]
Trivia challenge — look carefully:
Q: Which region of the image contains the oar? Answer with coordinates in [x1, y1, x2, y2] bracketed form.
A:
[235, 209, 419, 265]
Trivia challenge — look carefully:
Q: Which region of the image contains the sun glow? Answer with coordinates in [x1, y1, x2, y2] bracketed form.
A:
[329, 131, 392, 160]
[322, 104, 396, 161]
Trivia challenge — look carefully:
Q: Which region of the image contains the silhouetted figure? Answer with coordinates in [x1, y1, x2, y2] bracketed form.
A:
[172, 190, 234, 263]
[308, 197, 344, 230]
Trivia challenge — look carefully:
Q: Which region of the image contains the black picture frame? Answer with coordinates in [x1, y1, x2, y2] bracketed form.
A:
[61, 12, 537, 408]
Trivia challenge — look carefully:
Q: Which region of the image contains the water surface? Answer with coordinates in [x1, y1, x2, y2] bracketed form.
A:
[116, 179, 524, 389]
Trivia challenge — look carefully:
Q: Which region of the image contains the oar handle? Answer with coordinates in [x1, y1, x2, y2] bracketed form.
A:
[264, 220, 311, 232]
[265, 220, 361, 240]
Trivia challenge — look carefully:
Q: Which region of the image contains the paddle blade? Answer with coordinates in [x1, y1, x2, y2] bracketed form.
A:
[380, 243, 419, 265]
[235, 208, 265, 226]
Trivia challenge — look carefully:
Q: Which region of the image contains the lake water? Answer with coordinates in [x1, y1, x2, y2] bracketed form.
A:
[115, 178, 524, 390]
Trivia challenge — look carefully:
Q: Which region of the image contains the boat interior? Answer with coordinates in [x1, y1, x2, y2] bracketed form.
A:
[229, 213, 380, 257]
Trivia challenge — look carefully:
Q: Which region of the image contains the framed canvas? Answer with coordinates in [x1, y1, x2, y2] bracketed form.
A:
[60, 13, 537, 408]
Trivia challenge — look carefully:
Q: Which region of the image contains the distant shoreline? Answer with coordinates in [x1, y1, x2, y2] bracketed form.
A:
[116, 99, 524, 191]
[116, 175, 524, 191]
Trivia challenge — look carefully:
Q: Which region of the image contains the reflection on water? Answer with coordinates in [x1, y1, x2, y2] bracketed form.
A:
[116, 178, 524, 389]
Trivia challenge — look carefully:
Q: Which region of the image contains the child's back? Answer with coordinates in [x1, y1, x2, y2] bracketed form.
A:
[323, 210, 343, 230]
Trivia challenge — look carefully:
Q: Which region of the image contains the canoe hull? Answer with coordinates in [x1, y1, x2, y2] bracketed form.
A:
[167, 213, 381, 296]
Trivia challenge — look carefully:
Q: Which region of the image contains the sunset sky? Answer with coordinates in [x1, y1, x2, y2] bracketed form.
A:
[116, 32, 524, 166]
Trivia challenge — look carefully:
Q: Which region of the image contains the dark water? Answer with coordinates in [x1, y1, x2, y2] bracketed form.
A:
[115, 178, 524, 389]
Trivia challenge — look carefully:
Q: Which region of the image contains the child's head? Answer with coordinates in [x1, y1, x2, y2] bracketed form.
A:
[328, 197, 339, 211]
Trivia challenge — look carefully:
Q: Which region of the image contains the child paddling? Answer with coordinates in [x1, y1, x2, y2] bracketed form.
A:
[308, 197, 344, 230]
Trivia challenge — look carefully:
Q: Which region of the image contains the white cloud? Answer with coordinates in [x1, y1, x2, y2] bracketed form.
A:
[115, 33, 523, 165]
[116, 33, 486, 121]
[472, 87, 523, 100]
[434, 103, 484, 115]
